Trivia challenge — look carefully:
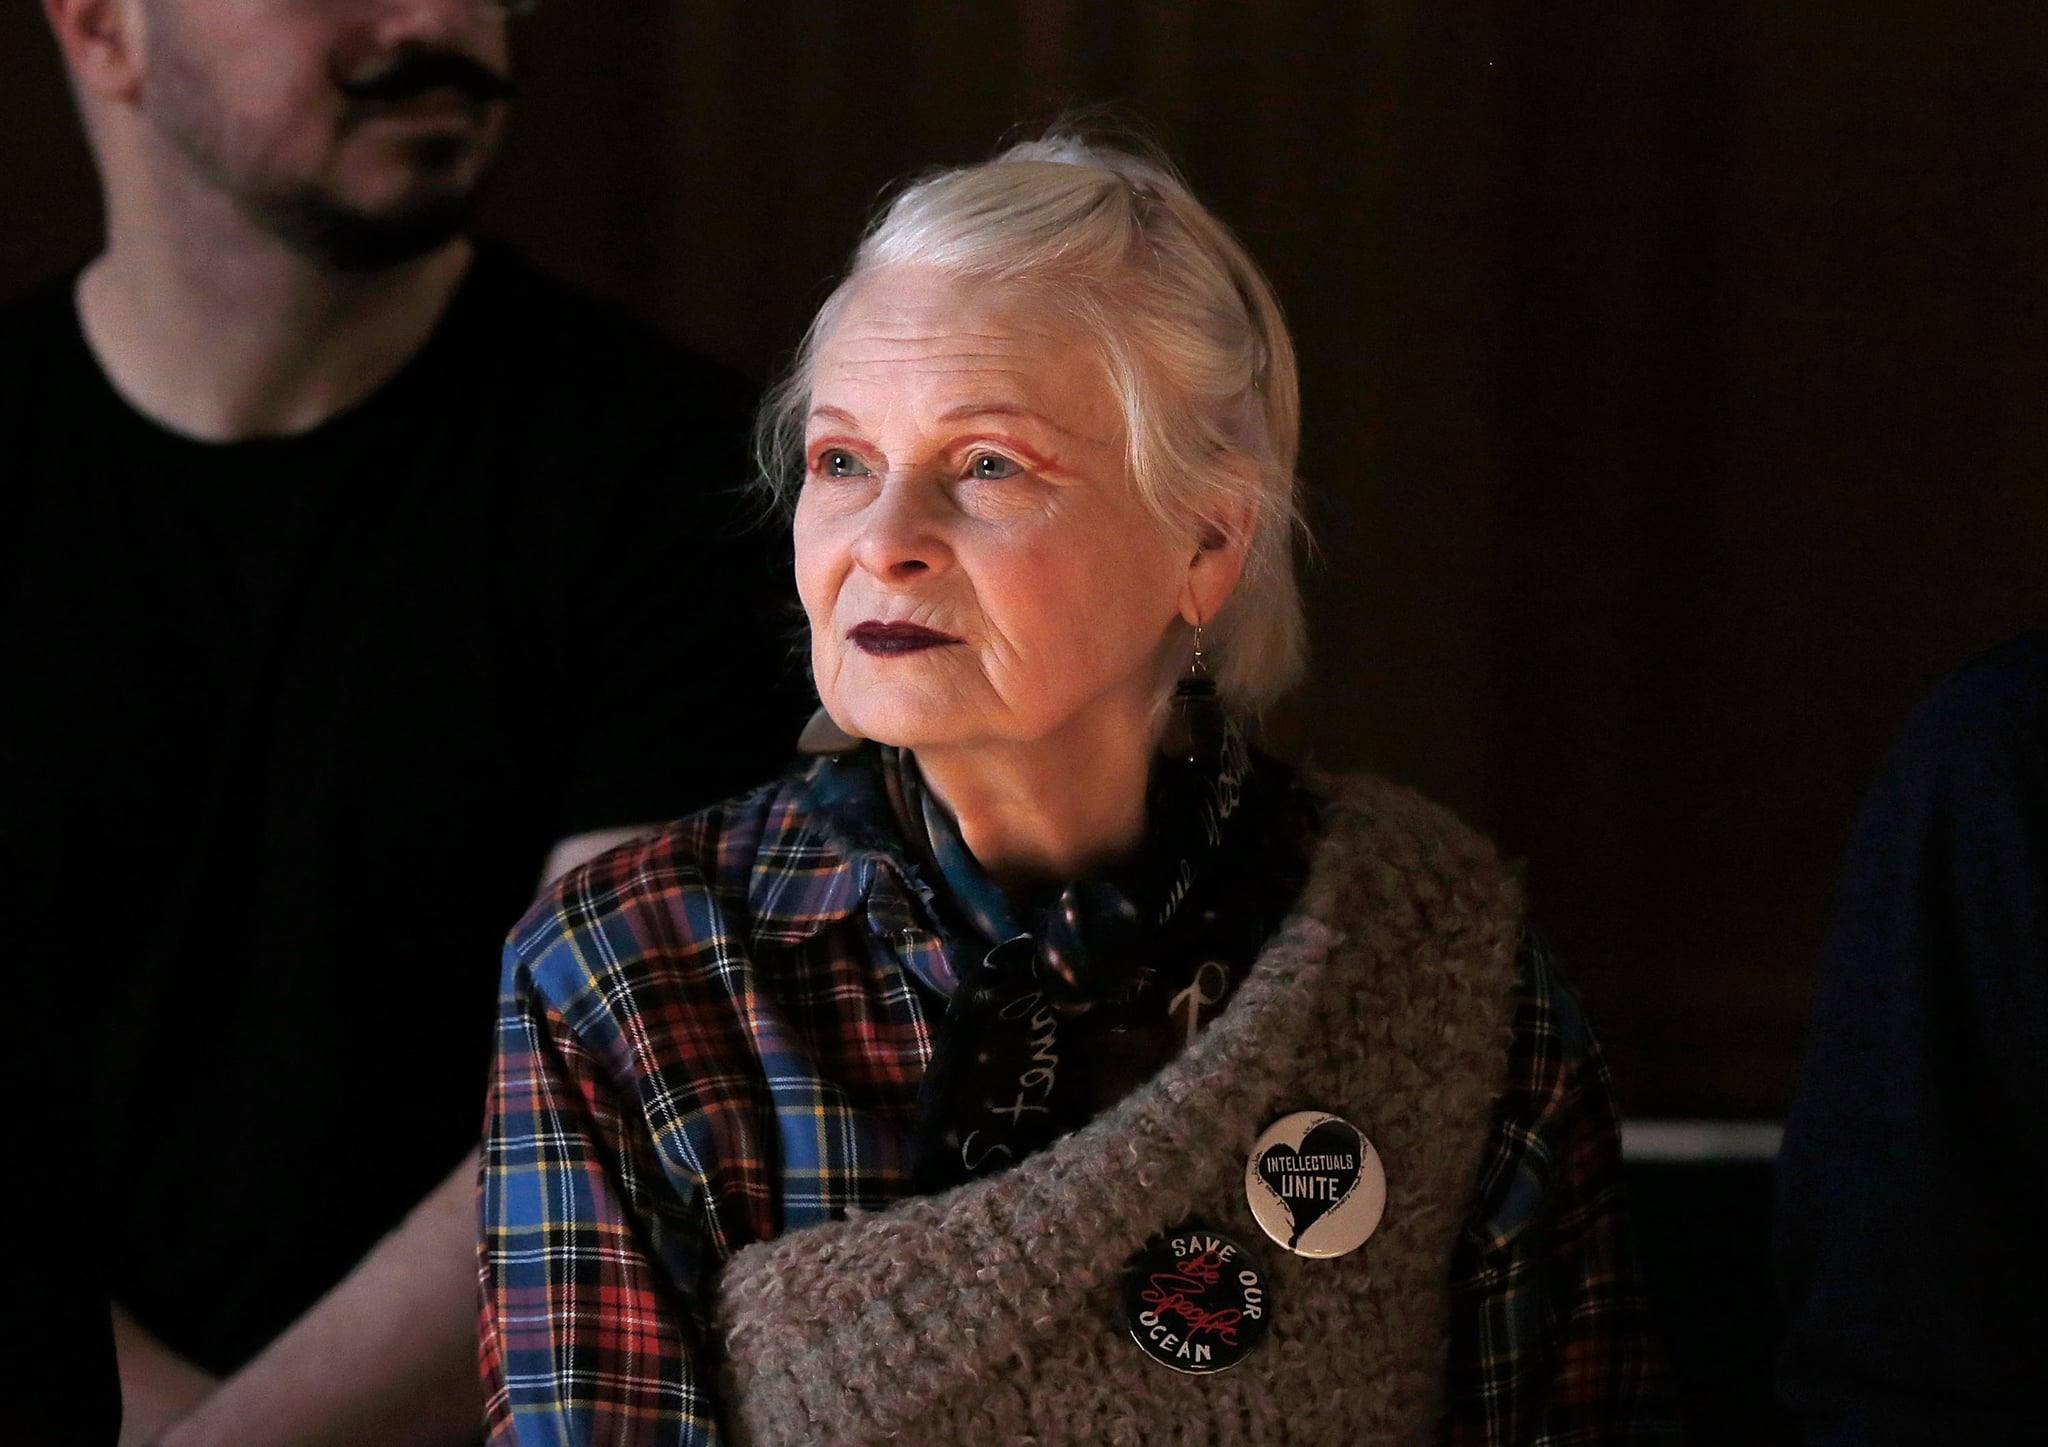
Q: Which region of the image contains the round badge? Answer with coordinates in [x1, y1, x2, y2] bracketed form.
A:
[1244, 1110, 1386, 1258]
[1119, 1227, 1271, 1374]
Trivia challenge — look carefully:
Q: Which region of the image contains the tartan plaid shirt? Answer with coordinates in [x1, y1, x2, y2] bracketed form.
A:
[480, 759, 1678, 1445]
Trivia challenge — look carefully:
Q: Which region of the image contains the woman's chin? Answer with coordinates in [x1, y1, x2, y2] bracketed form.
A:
[819, 670, 992, 749]
[825, 701, 968, 753]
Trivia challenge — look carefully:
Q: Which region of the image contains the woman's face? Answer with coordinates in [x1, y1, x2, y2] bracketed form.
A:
[795, 267, 1197, 762]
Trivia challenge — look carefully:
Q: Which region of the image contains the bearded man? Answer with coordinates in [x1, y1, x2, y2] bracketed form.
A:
[2, 4, 795, 1443]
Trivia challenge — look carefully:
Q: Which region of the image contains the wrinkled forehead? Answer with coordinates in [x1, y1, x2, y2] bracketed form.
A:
[815, 267, 1089, 374]
[807, 266, 1124, 438]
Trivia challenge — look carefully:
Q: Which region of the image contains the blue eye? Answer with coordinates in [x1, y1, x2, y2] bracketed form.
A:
[968, 452, 1023, 480]
[815, 448, 870, 478]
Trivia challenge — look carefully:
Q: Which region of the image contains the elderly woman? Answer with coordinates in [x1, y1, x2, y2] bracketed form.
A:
[481, 133, 1675, 1446]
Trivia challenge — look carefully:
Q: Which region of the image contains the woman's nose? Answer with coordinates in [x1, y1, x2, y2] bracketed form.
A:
[850, 478, 955, 583]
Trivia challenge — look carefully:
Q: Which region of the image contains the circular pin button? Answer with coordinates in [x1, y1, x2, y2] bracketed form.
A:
[1119, 1227, 1270, 1374]
[1245, 1110, 1386, 1258]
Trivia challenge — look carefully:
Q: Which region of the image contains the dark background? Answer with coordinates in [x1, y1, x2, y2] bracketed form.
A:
[5, 1, 2043, 1121]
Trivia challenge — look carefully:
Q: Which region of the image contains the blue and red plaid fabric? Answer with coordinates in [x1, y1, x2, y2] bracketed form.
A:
[480, 758, 1678, 1445]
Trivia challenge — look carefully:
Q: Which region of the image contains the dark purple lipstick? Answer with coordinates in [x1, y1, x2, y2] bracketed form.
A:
[849, 621, 963, 656]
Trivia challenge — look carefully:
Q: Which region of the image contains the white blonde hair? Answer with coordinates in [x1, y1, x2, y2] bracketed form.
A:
[757, 129, 1308, 713]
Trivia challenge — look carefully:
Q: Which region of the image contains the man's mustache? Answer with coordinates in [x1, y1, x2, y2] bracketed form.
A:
[337, 49, 516, 107]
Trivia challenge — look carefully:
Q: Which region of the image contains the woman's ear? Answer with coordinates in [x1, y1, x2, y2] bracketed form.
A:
[1178, 459, 1258, 626]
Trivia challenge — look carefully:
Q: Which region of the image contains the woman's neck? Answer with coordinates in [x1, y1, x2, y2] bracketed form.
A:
[912, 708, 1158, 891]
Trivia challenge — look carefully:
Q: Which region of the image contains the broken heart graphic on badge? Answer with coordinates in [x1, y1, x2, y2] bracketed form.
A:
[1245, 1111, 1387, 1258]
[1256, 1118, 1362, 1244]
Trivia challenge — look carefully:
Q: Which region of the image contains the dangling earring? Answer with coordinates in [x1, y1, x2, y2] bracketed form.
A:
[1160, 623, 1226, 766]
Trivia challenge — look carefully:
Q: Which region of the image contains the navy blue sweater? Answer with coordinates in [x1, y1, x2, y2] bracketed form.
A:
[1777, 634, 2048, 1445]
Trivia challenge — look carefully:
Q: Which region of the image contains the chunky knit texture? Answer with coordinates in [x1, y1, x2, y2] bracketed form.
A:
[714, 774, 1524, 1445]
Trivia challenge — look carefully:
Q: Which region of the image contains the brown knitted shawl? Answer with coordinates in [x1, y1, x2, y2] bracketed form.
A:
[715, 774, 1524, 1446]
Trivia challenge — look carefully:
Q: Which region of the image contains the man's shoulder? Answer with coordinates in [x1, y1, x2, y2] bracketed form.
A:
[0, 274, 87, 380]
[448, 242, 756, 420]
[422, 245, 774, 576]
[0, 274, 77, 336]
[0, 273, 124, 459]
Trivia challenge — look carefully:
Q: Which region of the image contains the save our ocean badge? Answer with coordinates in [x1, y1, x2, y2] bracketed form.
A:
[1119, 1226, 1271, 1373]
[1244, 1110, 1387, 1258]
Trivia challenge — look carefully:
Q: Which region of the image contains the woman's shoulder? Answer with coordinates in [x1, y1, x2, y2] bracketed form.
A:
[1288, 769, 1617, 1227]
[1301, 768, 1504, 862]
[1299, 773, 1596, 1016]
[1295, 768, 1522, 929]
[504, 765, 854, 1004]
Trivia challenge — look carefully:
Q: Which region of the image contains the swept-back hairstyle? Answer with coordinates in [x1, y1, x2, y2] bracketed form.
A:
[757, 128, 1308, 713]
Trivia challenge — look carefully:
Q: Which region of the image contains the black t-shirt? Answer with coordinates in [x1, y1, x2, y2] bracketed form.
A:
[0, 246, 805, 1374]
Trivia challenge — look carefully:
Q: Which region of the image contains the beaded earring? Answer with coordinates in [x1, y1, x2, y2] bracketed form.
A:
[1160, 623, 1226, 766]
